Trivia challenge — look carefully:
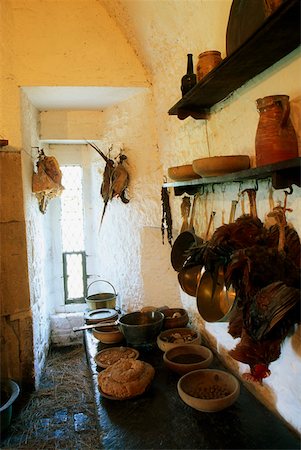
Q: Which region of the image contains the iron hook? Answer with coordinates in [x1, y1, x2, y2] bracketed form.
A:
[284, 185, 293, 195]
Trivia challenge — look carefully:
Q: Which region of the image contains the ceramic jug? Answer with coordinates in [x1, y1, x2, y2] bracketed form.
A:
[196, 51, 222, 82]
[255, 95, 299, 166]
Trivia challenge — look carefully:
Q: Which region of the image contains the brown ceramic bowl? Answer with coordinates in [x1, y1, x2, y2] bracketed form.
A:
[192, 155, 250, 177]
[168, 164, 201, 181]
[177, 369, 240, 412]
[92, 325, 124, 344]
[157, 327, 201, 352]
[163, 344, 213, 375]
[162, 308, 189, 329]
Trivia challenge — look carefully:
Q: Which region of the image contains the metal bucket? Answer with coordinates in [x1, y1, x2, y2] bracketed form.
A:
[86, 279, 117, 310]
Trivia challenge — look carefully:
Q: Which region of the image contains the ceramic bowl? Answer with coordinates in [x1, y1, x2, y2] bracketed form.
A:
[157, 327, 201, 352]
[168, 164, 201, 181]
[94, 347, 139, 369]
[163, 344, 213, 375]
[162, 308, 189, 329]
[92, 325, 124, 344]
[192, 155, 250, 177]
[177, 369, 240, 412]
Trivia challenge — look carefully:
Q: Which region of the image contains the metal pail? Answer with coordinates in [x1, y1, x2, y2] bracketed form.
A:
[86, 279, 117, 310]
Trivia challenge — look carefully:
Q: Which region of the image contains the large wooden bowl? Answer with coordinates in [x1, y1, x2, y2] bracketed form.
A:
[192, 155, 250, 177]
[177, 369, 240, 412]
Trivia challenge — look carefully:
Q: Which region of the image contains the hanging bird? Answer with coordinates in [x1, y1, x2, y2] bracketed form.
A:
[88, 141, 115, 225]
[226, 203, 301, 382]
[109, 153, 130, 203]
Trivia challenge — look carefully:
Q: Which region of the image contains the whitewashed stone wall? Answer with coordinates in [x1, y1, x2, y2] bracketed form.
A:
[20, 91, 53, 387]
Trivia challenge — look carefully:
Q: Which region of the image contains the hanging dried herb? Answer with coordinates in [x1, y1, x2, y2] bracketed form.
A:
[161, 186, 173, 246]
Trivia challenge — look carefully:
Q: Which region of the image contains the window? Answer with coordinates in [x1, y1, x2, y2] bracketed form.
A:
[60, 165, 87, 304]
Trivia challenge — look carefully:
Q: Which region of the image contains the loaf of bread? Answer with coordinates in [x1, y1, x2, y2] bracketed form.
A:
[98, 358, 155, 399]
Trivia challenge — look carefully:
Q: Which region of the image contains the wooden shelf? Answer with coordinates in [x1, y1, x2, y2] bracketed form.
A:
[168, 0, 300, 120]
[163, 157, 301, 195]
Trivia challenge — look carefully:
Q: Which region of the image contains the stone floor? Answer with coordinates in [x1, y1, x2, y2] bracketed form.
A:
[0, 345, 102, 449]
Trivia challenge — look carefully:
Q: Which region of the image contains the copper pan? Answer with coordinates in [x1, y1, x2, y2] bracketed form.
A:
[171, 194, 203, 272]
[196, 199, 238, 322]
[177, 211, 216, 296]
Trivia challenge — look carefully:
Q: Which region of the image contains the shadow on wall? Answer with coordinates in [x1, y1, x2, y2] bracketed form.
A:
[140, 227, 181, 309]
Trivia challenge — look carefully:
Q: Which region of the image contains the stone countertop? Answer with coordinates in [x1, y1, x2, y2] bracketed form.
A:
[84, 331, 300, 450]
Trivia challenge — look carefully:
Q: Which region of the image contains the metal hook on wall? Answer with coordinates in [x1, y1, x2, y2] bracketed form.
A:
[198, 185, 205, 196]
[253, 179, 259, 191]
[283, 185, 293, 210]
[284, 185, 293, 195]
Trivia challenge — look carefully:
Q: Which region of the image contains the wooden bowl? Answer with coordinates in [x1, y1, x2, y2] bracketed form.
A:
[94, 347, 139, 369]
[177, 369, 240, 412]
[92, 325, 124, 344]
[168, 164, 201, 181]
[163, 345, 213, 375]
[192, 155, 250, 177]
[162, 308, 189, 329]
[157, 327, 201, 352]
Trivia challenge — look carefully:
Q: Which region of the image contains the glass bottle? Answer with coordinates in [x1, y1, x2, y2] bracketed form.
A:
[181, 54, 197, 96]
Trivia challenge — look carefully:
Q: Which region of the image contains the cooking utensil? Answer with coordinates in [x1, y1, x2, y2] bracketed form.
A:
[177, 211, 216, 296]
[73, 311, 164, 347]
[196, 201, 237, 322]
[118, 311, 164, 346]
[85, 279, 117, 310]
[84, 308, 118, 324]
[171, 194, 203, 272]
[73, 321, 119, 332]
[180, 196, 191, 233]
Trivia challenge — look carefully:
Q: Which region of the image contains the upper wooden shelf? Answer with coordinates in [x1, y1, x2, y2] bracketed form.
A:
[163, 157, 301, 196]
[168, 0, 301, 120]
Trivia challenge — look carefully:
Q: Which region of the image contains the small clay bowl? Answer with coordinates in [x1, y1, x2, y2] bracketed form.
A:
[177, 369, 240, 412]
[162, 308, 189, 330]
[163, 345, 213, 375]
[92, 325, 124, 344]
[157, 327, 201, 352]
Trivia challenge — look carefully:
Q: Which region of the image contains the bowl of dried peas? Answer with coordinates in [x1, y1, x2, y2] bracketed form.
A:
[177, 369, 240, 412]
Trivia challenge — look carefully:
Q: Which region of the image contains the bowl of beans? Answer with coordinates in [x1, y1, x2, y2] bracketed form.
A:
[177, 369, 240, 412]
[163, 345, 213, 375]
[157, 327, 201, 352]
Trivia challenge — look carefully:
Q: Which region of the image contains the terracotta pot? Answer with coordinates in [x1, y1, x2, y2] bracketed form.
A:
[196, 50, 222, 81]
[255, 95, 299, 166]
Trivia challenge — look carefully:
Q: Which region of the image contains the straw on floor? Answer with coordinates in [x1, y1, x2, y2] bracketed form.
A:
[0, 345, 102, 449]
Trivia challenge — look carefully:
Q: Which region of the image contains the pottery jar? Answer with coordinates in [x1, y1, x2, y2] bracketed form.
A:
[255, 95, 299, 166]
[196, 50, 222, 81]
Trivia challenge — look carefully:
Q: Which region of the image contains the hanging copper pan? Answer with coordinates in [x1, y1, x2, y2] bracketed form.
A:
[196, 199, 238, 322]
[178, 210, 216, 296]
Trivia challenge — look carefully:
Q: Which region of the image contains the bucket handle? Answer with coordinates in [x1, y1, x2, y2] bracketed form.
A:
[87, 279, 117, 296]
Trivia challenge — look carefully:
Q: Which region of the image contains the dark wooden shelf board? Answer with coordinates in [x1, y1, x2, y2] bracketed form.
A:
[0, 139, 9, 147]
[163, 157, 301, 195]
[169, 0, 300, 118]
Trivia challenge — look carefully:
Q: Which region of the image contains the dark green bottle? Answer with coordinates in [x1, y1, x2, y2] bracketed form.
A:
[181, 53, 197, 96]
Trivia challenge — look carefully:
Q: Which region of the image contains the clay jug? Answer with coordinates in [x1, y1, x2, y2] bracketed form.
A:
[255, 95, 299, 166]
[196, 51, 222, 82]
